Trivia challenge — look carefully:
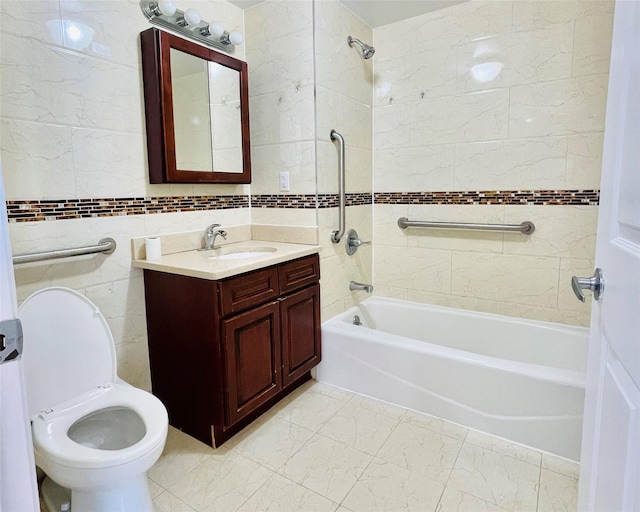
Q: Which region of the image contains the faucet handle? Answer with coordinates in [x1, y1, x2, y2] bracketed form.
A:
[345, 228, 370, 256]
[219, 230, 228, 240]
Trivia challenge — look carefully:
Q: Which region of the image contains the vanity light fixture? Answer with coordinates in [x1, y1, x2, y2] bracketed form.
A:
[139, 1, 243, 53]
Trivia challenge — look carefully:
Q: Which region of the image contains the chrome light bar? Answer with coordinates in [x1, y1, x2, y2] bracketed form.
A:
[139, 1, 242, 54]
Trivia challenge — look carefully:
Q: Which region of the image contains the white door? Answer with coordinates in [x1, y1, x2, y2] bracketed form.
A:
[577, 1, 640, 510]
[0, 161, 39, 508]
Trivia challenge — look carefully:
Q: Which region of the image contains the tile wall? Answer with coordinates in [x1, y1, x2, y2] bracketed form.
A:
[314, 0, 373, 320]
[372, 0, 614, 326]
[245, 0, 316, 227]
[246, 0, 374, 321]
[0, 0, 248, 390]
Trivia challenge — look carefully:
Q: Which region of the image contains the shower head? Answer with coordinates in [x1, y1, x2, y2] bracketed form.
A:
[348, 36, 375, 59]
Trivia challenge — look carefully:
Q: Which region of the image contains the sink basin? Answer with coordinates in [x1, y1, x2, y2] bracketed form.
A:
[207, 247, 277, 260]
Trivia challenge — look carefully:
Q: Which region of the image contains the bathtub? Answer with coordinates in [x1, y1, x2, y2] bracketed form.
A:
[316, 297, 588, 461]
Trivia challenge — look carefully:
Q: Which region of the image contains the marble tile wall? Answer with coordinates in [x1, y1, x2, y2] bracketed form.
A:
[372, 0, 614, 327]
[314, 0, 374, 321]
[245, 0, 315, 202]
[248, 0, 375, 320]
[1, 0, 248, 390]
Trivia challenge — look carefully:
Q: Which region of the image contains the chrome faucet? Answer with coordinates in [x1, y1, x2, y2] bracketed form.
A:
[202, 223, 228, 250]
[349, 281, 373, 293]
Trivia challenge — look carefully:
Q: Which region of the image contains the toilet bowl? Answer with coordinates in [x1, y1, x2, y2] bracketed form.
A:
[19, 287, 168, 511]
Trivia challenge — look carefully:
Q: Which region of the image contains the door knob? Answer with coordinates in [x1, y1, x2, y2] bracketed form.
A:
[571, 268, 604, 303]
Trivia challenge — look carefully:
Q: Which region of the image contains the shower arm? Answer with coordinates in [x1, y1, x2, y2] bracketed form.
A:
[330, 129, 346, 243]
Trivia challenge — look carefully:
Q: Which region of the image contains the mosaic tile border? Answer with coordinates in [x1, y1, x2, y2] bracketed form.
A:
[374, 190, 600, 206]
[251, 193, 373, 209]
[251, 194, 316, 209]
[6, 195, 249, 222]
[5, 190, 599, 222]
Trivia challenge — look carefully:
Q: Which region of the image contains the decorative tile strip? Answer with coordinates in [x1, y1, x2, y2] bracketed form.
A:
[7, 189, 595, 223]
[6, 195, 250, 222]
[251, 194, 317, 209]
[316, 193, 373, 208]
[374, 190, 600, 206]
[251, 193, 373, 209]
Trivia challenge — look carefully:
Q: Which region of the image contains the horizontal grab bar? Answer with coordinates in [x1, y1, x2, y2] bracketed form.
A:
[12, 238, 117, 265]
[397, 217, 535, 235]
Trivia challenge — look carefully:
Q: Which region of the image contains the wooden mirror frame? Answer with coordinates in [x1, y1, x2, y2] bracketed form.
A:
[140, 28, 251, 184]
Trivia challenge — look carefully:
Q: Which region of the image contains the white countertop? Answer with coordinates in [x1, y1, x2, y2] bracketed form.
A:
[132, 239, 320, 280]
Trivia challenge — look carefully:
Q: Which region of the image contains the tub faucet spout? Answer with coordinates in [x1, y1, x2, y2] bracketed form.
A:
[349, 281, 373, 293]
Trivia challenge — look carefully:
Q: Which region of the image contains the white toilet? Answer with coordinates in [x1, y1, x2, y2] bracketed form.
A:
[19, 287, 168, 511]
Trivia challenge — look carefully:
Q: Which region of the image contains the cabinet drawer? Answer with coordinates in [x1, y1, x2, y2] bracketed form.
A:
[278, 254, 320, 295]
[218, 267, 279, 317]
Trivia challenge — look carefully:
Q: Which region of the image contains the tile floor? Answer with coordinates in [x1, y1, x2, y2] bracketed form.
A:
[148, 381, 580, 511]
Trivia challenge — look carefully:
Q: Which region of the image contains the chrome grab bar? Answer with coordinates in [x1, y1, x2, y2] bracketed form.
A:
[397, 217, 535, 235]
[330, 129, 346, 243]
[12, 238, 117, 265]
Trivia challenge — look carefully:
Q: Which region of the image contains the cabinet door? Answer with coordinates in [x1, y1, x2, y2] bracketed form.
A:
[222, 301, 282, 425]
[280, 284, 321, 387]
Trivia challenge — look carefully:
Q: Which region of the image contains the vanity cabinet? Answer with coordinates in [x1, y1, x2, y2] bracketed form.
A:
[142, 254, 320, 447]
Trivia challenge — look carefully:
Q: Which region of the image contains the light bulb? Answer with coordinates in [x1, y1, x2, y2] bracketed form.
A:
[157, 0, 176, 16]
[208, 21, 224, 38]
[229, 30, 243, 46]
[183, 8, 201, 26]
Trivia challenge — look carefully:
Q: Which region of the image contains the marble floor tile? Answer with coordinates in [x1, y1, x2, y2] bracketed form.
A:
[348, 393, 408, 420]
[152, 490, 198, 512]
[318, 401, 400, 456]
[225, 416, 314, 471]
[342, 458, 444, 512]
[376, 422, 463, 484]
[436, 487, 510, 512]
[148, 477, 164, 499]
[448, 444, 540, 511]
[542, 453, 580, 479]
[148, 427, 216, 488]
[401, 410, 468, 441]
[275, 388, 347, 431]
[236, 473, 337, 512]
[465, 429, 542, 466]
[306, 380, 356, 402]
[279, 434, 372, 503]
[168, 450, 274, 512]
[142, 383, 579, 512]
[537, 468, 579, 512]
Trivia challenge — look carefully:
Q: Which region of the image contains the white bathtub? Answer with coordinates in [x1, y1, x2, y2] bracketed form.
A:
[316, 297, 588, 461]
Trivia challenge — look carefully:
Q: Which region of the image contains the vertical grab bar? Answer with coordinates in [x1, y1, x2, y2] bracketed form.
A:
[330, 129, 346, 243]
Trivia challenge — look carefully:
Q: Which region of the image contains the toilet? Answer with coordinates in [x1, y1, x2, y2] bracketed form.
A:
[18, 287, 168, 512]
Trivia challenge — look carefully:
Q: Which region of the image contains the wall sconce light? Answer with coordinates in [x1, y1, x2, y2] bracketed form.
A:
[139, 1, 243, 53]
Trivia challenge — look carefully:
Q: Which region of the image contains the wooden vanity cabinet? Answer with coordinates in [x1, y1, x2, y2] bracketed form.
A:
[142, 253, 320, 447]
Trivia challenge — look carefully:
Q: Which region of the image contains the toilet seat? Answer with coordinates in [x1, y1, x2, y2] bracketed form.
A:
[19, 287, 117, 419]
[19, 287, 168, 474]
[31, 383, 167, 469]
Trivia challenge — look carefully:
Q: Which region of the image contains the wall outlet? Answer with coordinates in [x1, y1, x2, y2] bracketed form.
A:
[279, 172, 290, 192]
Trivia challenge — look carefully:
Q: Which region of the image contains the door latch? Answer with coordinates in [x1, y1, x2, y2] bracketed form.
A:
[0, 318, 23, 364]
[571, 268, 604, 303]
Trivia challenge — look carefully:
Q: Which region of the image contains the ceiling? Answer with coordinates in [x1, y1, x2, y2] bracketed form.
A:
[227, 0, 468, 28]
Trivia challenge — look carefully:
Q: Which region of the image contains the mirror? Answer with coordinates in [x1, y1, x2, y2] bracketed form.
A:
[140, 28, 251, 184]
